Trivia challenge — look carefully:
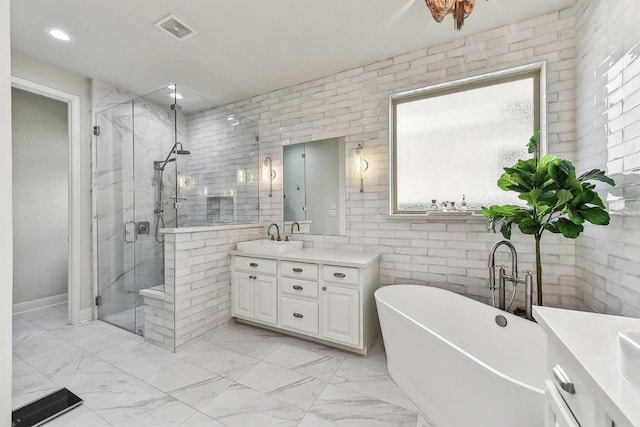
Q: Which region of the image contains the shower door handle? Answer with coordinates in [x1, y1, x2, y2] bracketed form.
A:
[124, 221, 138, 243]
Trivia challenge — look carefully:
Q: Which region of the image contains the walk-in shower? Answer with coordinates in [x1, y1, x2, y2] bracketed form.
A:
[95, 85, 259, 335]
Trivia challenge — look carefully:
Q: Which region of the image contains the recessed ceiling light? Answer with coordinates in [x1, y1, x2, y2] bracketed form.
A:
[168, 92, 183, 100]
[167, 84, 176, 90]
[45, 27, 72, 42]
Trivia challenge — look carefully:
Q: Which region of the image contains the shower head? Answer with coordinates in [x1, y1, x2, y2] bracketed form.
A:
[174, 142, 191, 155]
[154, 142, 191, 170]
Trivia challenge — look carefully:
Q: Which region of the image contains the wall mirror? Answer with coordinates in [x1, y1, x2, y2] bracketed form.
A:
[283, 137, 346, 235]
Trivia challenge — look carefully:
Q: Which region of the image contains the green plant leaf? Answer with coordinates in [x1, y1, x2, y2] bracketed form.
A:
[497, 173, 515, 191]
[571, 188, 593, 206]
[548, 160, 575, 186]
[519, 189, 543, 205]
[557, 218, 584, 238]
[579, 169, 616, 186]
[589, 191, 605, 209]
[555, 189, 573, 207]
[539, 154, 558, 169]
[544, 222, 560, 233]
[518, 218, 541, 235]
[580, 207, 610, 225]
[567, 209, 585, 225]
[568, 171, 583, 192]
[527, 131, 540, 154]
[500, 221, 512, 240]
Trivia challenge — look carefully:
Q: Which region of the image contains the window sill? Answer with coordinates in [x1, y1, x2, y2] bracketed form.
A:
[384, 212, 489, 221]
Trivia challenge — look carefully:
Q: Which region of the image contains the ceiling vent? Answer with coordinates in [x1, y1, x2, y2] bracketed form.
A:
[154, 14, 198, 41]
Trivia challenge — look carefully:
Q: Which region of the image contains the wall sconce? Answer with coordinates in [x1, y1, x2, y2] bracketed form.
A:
[263, 156, 276, 197]
[355, 143, 369, 192]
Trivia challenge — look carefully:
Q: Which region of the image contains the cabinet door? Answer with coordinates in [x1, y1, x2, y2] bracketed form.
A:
[544, 381, 579, 427]
[321, 286, 359, 346]
[232, 272, 254, 319]
[254, 275, 278, 325]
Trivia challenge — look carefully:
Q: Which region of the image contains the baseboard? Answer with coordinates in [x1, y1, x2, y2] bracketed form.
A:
[78, 307, 93, 323]
[13, 293, 67, 314]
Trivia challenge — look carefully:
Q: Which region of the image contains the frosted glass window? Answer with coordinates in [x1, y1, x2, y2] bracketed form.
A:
[392, 70, 540, 213]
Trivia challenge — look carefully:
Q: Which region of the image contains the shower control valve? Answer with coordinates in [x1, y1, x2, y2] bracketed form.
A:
[137, 221, 150, 235]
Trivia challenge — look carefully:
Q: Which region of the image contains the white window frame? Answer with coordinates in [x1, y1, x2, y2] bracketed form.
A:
[388, 62, 547, 217]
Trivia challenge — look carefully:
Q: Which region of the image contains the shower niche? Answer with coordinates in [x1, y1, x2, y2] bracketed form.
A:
[95, 85, 259, 334]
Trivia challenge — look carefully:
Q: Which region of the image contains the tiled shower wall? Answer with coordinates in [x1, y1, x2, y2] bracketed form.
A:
[575, 0, 640, 317]
[223, 8, 583, 308]
[184, 110, 260, 226]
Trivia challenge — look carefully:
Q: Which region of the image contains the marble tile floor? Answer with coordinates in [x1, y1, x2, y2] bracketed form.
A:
[13, 305, 430, 426]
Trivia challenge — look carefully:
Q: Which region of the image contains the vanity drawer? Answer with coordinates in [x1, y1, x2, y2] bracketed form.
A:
[281, 278, 318, 299]
[322, 265, 359, 286]
[280, 261, 318, 281]
[280, 297, 318, 335]
[547, 341, 604, 427]
[545, 380, 579, 427]
[234, 256, 277, 275]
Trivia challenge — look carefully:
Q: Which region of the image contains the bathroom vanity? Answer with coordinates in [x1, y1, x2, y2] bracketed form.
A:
[534, 306, 640, 427]
[230, 247, 380, 354]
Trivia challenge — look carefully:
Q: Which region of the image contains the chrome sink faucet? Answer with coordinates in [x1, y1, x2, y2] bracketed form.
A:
[284, 221, 300, 241]
[487, 240, 534, 320]
[290, 221, 300, 234]
[267, 223, 281, 241]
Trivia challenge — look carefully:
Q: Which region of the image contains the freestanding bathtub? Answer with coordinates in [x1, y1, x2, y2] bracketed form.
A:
[375, 284, 546, 427]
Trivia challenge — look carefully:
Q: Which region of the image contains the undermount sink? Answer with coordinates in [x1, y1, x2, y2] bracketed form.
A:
[236, 239, 303, 254]
[619, 331, 640, 390]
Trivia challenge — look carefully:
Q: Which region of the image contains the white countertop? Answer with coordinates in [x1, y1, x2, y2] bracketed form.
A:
[534, 306, 640, 427]
[229, 248, 381, 268]
[161, 224, 262, 234]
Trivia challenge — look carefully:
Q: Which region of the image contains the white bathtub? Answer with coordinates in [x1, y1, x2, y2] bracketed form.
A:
[375, 284, 546, 427]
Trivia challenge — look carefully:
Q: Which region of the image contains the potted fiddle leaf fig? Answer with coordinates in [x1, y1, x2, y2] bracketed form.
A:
[482, 131, 615, 306]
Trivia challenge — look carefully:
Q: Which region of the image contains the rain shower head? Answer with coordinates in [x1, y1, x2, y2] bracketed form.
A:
[154, 142, 191, 170]
[174, 142, 190, 155]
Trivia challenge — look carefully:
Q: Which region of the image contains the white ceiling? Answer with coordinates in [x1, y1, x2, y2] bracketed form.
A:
[11, 0, 575, 106]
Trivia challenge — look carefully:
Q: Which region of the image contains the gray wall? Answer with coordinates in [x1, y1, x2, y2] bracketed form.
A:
[11, 51, 93, 312]
[12, 88, 68, 304]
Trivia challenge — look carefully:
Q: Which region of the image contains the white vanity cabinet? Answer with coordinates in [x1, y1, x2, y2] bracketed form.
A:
[321, 265, 360, 346]
[231, 256, 277, 325]
[230, 249, 380, 354]
[534, 306, 640, 427]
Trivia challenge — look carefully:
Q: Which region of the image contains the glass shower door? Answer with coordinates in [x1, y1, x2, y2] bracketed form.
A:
[95, 101, 138, 332]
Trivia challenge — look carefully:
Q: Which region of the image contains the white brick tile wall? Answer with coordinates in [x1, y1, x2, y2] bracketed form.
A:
[144, 1, 639, 339]
[575, 0, 640, 317]
[216, 7, 580, 309]
[167, 226, 261, 351]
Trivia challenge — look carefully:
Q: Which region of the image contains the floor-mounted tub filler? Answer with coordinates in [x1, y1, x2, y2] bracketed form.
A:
[375, 284, 546, 427]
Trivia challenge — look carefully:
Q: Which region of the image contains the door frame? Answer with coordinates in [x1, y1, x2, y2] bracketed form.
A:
[11, 76, 83, 325]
